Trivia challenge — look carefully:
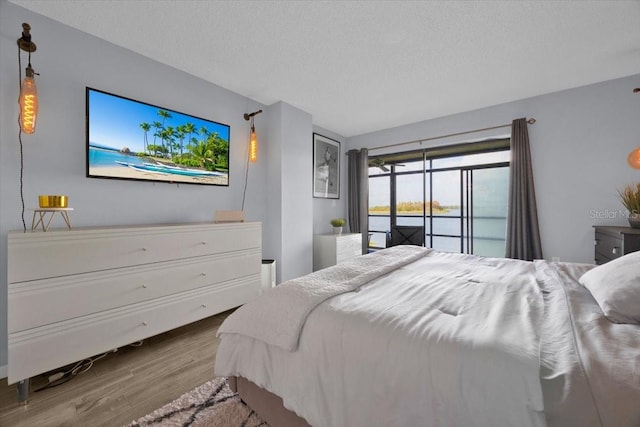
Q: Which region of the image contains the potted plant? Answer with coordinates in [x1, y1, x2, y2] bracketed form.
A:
[330, 218, 346, 234]
[618, 183, 640, 228]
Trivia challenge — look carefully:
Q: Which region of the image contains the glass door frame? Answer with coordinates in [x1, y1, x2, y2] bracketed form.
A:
[367, 140, 510, 253]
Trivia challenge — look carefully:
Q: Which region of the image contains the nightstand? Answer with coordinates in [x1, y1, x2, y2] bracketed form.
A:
[313, 233, 362, 271]
[593, 226, 640, 264]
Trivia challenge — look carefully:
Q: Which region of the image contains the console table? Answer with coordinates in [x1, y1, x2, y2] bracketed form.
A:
[7, 221, 262, 403]
[313, 233, 362, 271]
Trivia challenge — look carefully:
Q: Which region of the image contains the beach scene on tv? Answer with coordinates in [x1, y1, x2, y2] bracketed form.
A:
[87, 88, 230, 185]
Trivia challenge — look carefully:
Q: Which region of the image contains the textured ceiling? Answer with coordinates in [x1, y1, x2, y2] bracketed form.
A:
[8, 0, 640, 137]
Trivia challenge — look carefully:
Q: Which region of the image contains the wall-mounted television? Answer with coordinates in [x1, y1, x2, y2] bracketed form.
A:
[86, 87, 230, 186]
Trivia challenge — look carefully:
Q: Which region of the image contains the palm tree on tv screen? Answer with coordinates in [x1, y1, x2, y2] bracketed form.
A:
[164, 126, 177, 158]
[139, 122, 150, 154]
[136, 110, 228, 172]
[157, 109, 172, 155]
[151, 121, 162, 155]
[183, 123, 196, 156]
[176, 125, 186, 156]
[188, 139, 213, 169]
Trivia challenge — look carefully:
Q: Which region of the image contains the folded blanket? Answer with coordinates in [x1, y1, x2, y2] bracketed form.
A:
[217, 245, 431, 351]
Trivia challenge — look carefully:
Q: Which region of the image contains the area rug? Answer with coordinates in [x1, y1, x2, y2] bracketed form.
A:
[128, 377, 267, 427]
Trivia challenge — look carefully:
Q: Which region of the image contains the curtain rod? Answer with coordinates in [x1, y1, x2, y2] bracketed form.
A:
[360, 118, 536, 153]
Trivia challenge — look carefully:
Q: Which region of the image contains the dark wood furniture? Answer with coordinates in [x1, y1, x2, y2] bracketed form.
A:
[593, 225, 640, 264]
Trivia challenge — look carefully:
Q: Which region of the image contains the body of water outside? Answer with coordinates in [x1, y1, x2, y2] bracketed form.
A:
[369, 209, 507, 257]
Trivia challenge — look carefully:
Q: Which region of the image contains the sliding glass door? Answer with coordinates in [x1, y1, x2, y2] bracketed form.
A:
[368, 142, 509, 258]
[465, 166, 509, 257]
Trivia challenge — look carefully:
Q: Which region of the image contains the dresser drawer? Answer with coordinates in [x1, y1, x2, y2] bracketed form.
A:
[8, 223, 261, 283]
[594, 231, 623, 262]
[8, 250, 261, 333]
[7, 275, 259, 383]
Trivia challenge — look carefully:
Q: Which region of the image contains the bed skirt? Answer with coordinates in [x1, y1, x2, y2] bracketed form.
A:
[229, 376, 311, 427]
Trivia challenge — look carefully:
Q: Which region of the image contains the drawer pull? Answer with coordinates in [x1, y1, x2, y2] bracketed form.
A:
[201, 304, 207, 308]
[201, 272, 207, 277]
[142, 321, 148, 326]
[141, 284, 147, 289]
[612, 247, 620, 255]
[141, 247, 147, 251]
[200, 241, 207, 245]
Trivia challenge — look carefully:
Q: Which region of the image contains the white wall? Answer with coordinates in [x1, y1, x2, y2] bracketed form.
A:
[348, 73, 640, 264]
[265, 102, 314, 283]
[312, 126, 348, 235]
[0, 2, 271, 374]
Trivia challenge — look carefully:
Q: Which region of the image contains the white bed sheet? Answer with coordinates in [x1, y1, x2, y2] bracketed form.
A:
[536, 261, 640, 427]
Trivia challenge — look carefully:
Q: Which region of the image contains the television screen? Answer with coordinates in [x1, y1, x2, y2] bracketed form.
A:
[86, 87, 230, 186]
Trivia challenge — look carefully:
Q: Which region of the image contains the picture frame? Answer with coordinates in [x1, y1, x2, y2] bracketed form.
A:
[313, 133, 340, 199]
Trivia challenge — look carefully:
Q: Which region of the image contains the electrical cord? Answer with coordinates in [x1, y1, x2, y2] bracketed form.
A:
[33, 350, 117, 392]
[33, 340, 145, 392]
[17, 45, 26, 232]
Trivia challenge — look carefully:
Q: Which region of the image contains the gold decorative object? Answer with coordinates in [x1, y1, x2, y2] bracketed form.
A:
[38, 195, 68, 208]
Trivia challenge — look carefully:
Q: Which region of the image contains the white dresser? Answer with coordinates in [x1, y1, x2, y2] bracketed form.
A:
[7, 222, 261, 390]
[313, 233, 363, 271]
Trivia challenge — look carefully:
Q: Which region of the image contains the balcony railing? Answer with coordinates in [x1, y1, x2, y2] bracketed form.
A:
[368, 214, 507, 257]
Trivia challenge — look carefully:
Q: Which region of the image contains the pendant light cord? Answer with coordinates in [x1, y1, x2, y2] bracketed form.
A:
[240, 119, 251, 211]
[17, 45, 26, 232]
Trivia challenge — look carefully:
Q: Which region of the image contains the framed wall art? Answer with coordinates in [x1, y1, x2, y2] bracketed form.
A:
[313, 133, 340, 199]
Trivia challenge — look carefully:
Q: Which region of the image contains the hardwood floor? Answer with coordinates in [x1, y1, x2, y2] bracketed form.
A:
[0, 309, 233, 427]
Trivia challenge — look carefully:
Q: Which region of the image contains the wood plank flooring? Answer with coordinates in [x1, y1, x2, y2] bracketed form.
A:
[0, 309, 233, 427]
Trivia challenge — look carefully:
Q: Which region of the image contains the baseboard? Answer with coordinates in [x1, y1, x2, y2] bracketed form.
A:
[0, 364, 6, 380]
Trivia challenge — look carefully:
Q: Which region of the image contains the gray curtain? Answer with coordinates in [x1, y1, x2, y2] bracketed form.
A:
[348, 148, 369, 254]
[506, 118, 543, 261]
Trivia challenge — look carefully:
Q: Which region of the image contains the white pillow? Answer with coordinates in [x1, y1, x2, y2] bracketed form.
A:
[579, 251, 640, 324]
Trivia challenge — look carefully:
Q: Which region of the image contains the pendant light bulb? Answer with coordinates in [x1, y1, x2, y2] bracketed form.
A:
[630, 89, 640, 169]
[628, 146, 640, 169]
[19, 65, 38, 134]
[249, 124, 258, 163]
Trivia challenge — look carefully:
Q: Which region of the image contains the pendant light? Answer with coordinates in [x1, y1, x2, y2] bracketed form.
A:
[244, 110, 263, 163]
[17, 23, 38, 134]
[629, 88, 640, 169]
[16, 22, 40, 232]
[241, 109, 263, 211]
[249, 123, 258, 162]
[19, 65, 38, 134]
[628, 147, 640, 169]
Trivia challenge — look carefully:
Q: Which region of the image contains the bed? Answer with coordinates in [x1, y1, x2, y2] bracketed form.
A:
[215, 245, 640, 427]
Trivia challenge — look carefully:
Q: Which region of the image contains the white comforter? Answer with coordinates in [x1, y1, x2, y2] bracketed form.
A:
[217, 245, 429, 351]
[215, 249, 640, 427]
